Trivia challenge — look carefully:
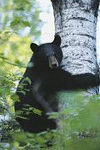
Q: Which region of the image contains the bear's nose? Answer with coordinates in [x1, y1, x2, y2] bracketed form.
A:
[52, 64, 58, 68]
[48, 55, 59, 69]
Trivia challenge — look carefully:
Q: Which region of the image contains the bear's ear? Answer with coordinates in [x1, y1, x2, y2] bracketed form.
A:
[52, 34, 61, 46]
[30, 43, 39, 53]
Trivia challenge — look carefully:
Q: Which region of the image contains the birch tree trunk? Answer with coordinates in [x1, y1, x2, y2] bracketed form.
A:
[51, 0, 99, 95]
[51, 0, 100, 121]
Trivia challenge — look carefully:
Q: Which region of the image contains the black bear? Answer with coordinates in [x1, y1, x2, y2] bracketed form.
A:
[15, 35, 63, 133]
[15, 35, 100, 133]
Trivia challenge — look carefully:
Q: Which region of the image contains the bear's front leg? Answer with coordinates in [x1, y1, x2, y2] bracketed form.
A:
[32, 79, 54, 113]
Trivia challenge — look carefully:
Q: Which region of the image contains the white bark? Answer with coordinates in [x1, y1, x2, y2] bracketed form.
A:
[51, 0, 99, 96]
[52, 0, 99, 74]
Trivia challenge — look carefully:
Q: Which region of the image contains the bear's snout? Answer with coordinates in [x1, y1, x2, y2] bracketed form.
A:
[48, 55, 59, 69]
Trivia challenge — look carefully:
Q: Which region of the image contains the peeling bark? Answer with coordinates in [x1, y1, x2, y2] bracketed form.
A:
[51, 0, 99, 96]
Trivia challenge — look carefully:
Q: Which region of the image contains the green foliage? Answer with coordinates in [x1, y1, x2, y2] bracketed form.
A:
[0, 0, 41, 149]
[0, 0, 40, 37]
[53, 92, 100, 150]
[1, 91, 100, 150]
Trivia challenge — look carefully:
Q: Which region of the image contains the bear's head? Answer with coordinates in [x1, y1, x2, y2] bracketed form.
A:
[30, 35, 63, 69]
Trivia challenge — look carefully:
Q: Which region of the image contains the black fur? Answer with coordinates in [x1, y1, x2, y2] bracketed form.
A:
[15, 35, 100, 133]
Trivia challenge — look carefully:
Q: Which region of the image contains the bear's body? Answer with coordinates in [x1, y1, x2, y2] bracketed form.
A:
[15, 35, 100, 133]
[15, 35, 63, 132]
